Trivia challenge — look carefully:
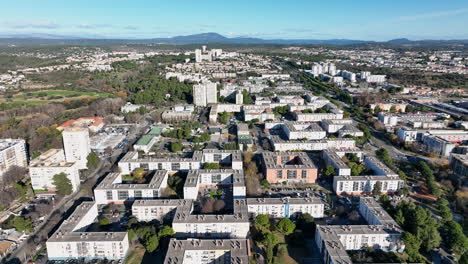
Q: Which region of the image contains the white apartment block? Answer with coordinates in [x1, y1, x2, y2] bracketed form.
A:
[331, 155, 404, 195]
[163, 238, 250, 264]
[63, 127, 91, 169]
[315, 198, 404, 264]
[118, 150, 243, 175]
[132, 199, 188, 222]
[268, 135, 355, 152]
[193, 81, 218, 107]
[94, 171, 169, 204]
[282, 122, 327, 140]
[294, 112, 344, 122]
[247, 197, 325, 219]
[0, 138, 27, 177]
[183, 169, 246, 200]
[47, 202, 129, 260]
[378, 112, 449, 127]
[29, 149, 80, 192]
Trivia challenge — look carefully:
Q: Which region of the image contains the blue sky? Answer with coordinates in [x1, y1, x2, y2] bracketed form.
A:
[1, 0, 467, 40]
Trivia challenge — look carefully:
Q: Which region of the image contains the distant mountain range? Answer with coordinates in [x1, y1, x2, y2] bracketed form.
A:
[0, 32, 467, 46]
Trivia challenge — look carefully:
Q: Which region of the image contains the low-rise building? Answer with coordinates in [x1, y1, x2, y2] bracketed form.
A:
[247, 197, 325, 218]
[163, 238, 250, 264]
[94, 171, 169, 204]
[46, 202, 129, 260]
[262, 152, 317, 183]
[183, 169, 246, 200]
[29, 149, 80, 193]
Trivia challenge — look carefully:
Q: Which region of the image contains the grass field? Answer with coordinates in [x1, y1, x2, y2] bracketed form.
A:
[124, 245, 146, 264]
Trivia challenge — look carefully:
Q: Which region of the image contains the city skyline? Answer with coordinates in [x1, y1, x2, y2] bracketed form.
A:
[1, 0, 468, 40]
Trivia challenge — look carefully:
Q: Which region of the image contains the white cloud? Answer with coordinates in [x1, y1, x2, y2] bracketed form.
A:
[2, 20, 60, 29]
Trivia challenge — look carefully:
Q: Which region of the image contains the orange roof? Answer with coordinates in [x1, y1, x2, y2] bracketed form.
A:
[58, 117, 104, 130]
[0, 241, 14, 255]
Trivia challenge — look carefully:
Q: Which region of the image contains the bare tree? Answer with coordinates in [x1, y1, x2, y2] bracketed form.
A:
[213, 199, 225, 213]
[201, 198, 215, 214]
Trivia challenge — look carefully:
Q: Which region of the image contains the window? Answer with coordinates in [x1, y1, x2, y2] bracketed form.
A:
[212, 174, 221, 183]
[158, 163, 163, 170]
[383, 182, 388, 191]
[287, 170, 297, 179]
[281, 156, 289, 164]
[214, 154, 222, 161]
[172, 163, 180, 170]
[134, 190, 142, 198]
[301, 170, 307, 179]
[339, 182, 344, 191]
[277, 170, 283, 179]
[118, 191, 129, 200]
[353, 182, 359, 191]
[141, 163, 149, 169]
[153, 190, 159, 198]
[106, 191, 113, 200]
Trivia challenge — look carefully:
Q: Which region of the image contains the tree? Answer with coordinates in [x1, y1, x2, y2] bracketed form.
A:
[261, 232, 278, 246]
[402, 232, 421, 258]
[158, 226, 175, 238]
[372, 181, 382, 196]
[144, 235, 159, 253]
[442, 221, 468, 253]
[52, 172, 73, 195]
[376, 148, 393, 167]
[203, 163, 222, 169]
[255, 214, 270, 229]
[296, 213, 315, 237]
[133, 168, 145, 179]
[99, 218, 111, 226]
[322, 165, 335, 177]
[170, 142, 183, 152]
[437, 199, 453, 222]
[86, 152, 100, 169]
[242, 89, 252, 104]
[276, 218, 296, 235]
[11, 216, 33, 233]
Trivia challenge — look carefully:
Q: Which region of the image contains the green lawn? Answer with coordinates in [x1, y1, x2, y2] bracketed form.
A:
[13, 89, 112, 100]
[125, 245, 146, 264]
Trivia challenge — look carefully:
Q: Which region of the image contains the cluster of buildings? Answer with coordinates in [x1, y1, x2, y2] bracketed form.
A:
[46, 146, 327, 261]
[315, 197, 405, 264]
[0, 139, 27, 178]
[308, 62, 386, 85]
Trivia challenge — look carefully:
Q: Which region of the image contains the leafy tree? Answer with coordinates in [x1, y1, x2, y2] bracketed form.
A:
[276, 218, 296, 235]
[260, 179, 270, 189]
[273, 106, 289, 117]
[372, 181, 382, 196]
[99, 218, 111, 226]
[218, 112, 230, 124]
[437, 199, 453, 222]
[86, 152, 100, 169]
[170, 142, 183, 152]
[52, 172, 73, 195]
[242, 89, 252, 104]
[376, 148, 393, 167]
[133, 168, 145, 179]
[402, 232, 422, 260]
[203, 163, 222, 169]
[11, 216, 33, 233]
[322, 165, 335, 177]
[296, 213, 316, 237]
[442, 221, 468, 253]
[397, 170, 407, 182]
[255, 214, 270, 229]
[261, 232, 278, 246]
[144, 235, 159, 253]
[158, 226, 175, 238]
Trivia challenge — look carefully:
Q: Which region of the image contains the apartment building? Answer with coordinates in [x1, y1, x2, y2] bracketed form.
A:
[378, 112, 449, 127]
[282, 122, 327, 140]
[330, 155, 404, 195]
[193, 81, 217, 107]
[262, 152, 317, 183]
[29, 149, 80, 193]
[163, 238, 250, 264]
[450, 153, 468, 177]
[58, 117, 104, 133]
[62, 127, 91, 169]
[268, 135, 355, 151]
[46, 202, 129, 260]
[247, 197, 325, 218]
[0, 138, 27, 177]
[132, 199, 188, 222]
[294, 112, 344, 122]
[93, 171, 169, 204]
[315, 198, 404, 264]
[421, 130, 468, 157]
[172, 199, 250, 239]
[183, 169, 246, 200]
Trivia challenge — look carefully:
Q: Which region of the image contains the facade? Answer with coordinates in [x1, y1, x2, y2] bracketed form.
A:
[46, 202, 129, 260]
[262, 152, 317, 183]
[282, 122, 327, 140]
[247, 197, 325, 218]
[0, 139, 27, 177]
[94, 171, 169, 204]
[193, 82, 217, 107]
[378, 112, 449, 127]
[29, 149, 80, 193]
[118, 150, 243, 174]
[315, 198, 404, 264]
[62, 127, 91, 169]
[183, 169, 246, 200]
[163, 238, 250, 264]
[421, 130, 468, 157]
[330, 155, 404, 195]
[450, 153, 468, 177]
[268, 135, 355, 152]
